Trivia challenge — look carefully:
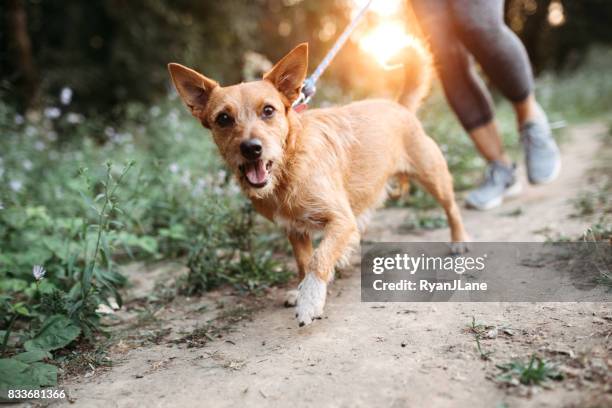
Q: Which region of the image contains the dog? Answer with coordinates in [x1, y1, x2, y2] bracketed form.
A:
[168, 42, 469, 326]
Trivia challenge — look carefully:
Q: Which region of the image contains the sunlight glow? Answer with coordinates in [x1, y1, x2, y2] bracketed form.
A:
[548, 1, 566, 27]
[351, 0, 403, 18]
[358, 22, 416, 68]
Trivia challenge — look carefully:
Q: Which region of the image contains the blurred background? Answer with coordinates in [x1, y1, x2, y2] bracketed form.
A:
[2, 0, 612, 114]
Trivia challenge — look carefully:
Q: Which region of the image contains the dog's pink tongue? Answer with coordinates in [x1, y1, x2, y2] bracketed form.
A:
[245, 160, 267, 185]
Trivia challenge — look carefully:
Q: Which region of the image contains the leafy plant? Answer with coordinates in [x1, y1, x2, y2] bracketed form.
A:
[467, 316, 494, 361]
[0, 161, 133, 388]
[184, 205, 290, 294]
[496, 355, 563, 386]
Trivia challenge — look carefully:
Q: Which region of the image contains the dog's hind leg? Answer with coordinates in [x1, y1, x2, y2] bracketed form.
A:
[407, 131, 469, 251]
[388, 173, 411, 200]
[285, 230, 313, 307]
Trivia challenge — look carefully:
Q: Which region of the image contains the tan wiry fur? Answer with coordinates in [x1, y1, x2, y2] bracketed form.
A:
[168, 42, 468, 326]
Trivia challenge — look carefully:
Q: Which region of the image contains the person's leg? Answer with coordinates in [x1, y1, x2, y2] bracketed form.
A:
[410, 0, 518, 210]
[450, 0, 561, 184]
[449, 0, 533, 119]
[470, 121, 510, 165]
[411, 0, 504, 149]
[514, 93, 546, 127]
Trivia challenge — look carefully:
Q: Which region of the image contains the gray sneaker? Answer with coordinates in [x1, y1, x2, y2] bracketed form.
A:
[521, 119, 561, 184]
[465, 161, 522, 211]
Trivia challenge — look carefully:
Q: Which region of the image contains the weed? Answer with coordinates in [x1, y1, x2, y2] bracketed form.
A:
[467, 316, 494, 361]
[496, 354, 563, 386]
[175, 304, 257, 348]
[0, 161, 132, 388]
[501, 207, 523, 217]
[401, 213, 448, 232]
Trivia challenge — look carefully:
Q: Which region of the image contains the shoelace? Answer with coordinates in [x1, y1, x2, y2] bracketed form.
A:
[481, 163, 509, 188]
[522, 123, 550, 148]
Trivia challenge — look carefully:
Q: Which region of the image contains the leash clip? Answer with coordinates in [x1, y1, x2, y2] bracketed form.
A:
[293, 77, 317, 111]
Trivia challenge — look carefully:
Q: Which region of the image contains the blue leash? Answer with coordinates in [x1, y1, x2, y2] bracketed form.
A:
[293, 0, 373, 110]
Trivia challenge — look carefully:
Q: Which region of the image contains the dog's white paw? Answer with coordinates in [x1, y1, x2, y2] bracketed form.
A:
[295, 273, 327, 327]
[284, 289, 299, 307]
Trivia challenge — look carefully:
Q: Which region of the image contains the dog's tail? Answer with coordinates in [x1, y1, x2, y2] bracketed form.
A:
[397, 39, 433, 113]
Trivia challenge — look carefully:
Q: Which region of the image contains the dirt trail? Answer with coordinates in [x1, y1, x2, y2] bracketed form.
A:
[57, 123, 610, 408]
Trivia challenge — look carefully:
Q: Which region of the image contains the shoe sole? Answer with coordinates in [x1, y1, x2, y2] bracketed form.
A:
[466, 181, 523, 211]
[528, 155, 561, 185]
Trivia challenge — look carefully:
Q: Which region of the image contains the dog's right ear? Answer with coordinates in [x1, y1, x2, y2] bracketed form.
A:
[168, 63, 218, 121]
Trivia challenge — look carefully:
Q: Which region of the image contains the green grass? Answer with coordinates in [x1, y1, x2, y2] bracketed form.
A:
[400, 213, 448, 232]
[496, 355, 564, 386]
[0, 96, 289, 385]
[467, 316, 494, 361]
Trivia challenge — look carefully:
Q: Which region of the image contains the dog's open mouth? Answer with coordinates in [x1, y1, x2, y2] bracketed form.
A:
[240, 160, 272, 188]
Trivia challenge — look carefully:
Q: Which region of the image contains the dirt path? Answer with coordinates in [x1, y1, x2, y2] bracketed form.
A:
[57, 123, 610, 408]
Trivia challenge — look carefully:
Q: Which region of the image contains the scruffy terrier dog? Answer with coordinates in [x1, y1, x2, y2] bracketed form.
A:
[168, 43, 468, 326]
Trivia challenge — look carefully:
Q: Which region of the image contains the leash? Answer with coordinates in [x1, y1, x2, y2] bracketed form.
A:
[293, 0, 373, 112]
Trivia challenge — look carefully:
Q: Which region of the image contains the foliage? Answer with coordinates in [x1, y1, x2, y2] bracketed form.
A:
[183, 204, 291, 294]
[496, 355, 563, 386]
[0, 91, 290, 387]
[0, 156, 135, 387]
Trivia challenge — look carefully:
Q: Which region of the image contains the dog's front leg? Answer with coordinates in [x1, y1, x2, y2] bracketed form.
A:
[296, 213, 359, 326]
[284, 230, 313, 307]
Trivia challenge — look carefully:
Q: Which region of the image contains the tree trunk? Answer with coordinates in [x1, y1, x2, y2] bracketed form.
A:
[6, 0, 39, 111]
[520, 0, 552, 75]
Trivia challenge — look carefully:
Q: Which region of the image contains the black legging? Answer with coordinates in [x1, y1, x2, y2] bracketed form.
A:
[411, 0, 533, 131]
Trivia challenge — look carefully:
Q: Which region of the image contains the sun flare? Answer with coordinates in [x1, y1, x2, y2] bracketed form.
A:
[358, 22, 417, 68]
[351, 0, 403, 18]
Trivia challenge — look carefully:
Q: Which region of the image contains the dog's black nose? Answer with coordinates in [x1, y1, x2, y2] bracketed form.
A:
[240, 139, 263, 160]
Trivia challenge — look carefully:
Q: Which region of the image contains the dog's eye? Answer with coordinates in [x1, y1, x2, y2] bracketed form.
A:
[215, 112, 234, 127]
[262, 105, 275, 119]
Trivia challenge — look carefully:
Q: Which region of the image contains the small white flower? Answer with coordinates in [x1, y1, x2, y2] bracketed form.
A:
[169, 163, 180, 173]
[23, 159, 33, 171]
[192, 177, 208, 197]
[47, 131, 58, 141]
[0, 202, 4, 210]
[66, 112, 83, 124]
[33, 265, 46, 281]
[9, 180, 23, 192]
[34, 141, 46, 151]
[44, 107, 61, 119]
[150, 106, 161, 117]
[14, 114, 24, 125]
[104, 127, 116, 138]
[229, 181, 241, 194]
[60, 87, 73, 105]
[25, 126, 37, 137]
[180, 170, 192, 185]
[216, 169, 227, 183]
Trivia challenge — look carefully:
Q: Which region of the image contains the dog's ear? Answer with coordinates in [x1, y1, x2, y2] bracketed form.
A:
[263, 43, 308, 106]
[168, 63, 218, 120]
